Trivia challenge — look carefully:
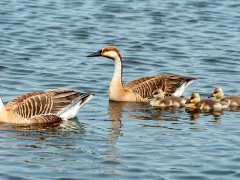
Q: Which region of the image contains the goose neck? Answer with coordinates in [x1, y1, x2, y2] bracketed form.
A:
[112, 58, 123, 88]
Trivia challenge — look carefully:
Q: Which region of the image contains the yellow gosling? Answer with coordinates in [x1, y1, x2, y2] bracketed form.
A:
[0, 89, 92, 124]
[88, 46, 196, 102]
[185, 92, 229, 111]
[209, 87, 240, 107]
[149, 89, 186, 107]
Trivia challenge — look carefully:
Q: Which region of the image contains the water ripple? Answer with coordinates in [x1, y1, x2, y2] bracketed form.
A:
[0, 0, 240, 179]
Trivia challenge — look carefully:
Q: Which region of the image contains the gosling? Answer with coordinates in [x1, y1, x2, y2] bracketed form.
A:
[149, 89, 186, 107]
[209, 87, 240, 107]
[185, 92, 229, 111]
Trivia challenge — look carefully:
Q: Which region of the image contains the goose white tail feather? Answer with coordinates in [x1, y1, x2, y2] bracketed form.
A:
[59, 94, 93, 120]
[173, 80, 195, 97]
[0, 97, 4, 111]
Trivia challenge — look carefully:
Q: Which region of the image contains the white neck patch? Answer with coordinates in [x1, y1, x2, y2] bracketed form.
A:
[113, 58, 122, 78]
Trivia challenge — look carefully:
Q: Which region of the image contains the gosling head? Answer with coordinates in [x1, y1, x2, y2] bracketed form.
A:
[208, 87, 224, 100]
[87, 46, 122, 61]
[185, 93, 201, 105]
[148, 89, 165, 100]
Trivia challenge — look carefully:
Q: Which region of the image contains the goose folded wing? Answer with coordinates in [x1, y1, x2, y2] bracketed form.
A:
[29, 114, 63, 124]
[128, 74, 195, 99]
[6, 89, 84, 118]
[124, 75, 157, 89]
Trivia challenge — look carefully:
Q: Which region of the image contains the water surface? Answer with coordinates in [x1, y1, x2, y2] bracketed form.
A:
[0, 0, 240, 179]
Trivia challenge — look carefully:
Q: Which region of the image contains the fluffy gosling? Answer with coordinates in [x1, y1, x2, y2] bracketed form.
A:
[209, 87, 240, 107]
[186, 92, 229, 111]
[149, 89, 186, 107]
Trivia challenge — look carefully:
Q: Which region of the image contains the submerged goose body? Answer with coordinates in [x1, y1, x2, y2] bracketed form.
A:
[0, 89, 92, 124]
[88, 46, 196, 102]
[185, 92, 229, 110]
[209, 87, 240, 107]
[149, 89, 186, 107]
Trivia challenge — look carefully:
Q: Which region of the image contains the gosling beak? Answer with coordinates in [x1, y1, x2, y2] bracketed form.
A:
[185, 99, 191, 104]
[208, 93, 214, 98]
[87, 49, 102, 57]
[148, 94, 154, 99]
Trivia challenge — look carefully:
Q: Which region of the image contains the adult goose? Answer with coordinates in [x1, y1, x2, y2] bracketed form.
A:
[0, 89, 92, 124]
[209, 87, 240, 107]
[88, 46, 196, 102]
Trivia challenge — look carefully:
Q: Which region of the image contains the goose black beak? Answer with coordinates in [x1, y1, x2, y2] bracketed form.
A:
[87, 49, 102, 57]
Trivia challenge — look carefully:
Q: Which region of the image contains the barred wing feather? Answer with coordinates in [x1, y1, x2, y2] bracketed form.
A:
[5, 89, 85, 119]
[126, 74, 196, 99]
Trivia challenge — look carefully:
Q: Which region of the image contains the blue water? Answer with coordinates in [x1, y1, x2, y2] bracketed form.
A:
[0, 0, 240, 179]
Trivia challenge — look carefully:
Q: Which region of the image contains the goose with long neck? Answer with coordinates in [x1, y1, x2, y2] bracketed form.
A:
[88, 46, 196, 102]
[0, 89, 93, 124]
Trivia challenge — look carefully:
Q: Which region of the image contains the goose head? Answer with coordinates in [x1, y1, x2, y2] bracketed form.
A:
[87, 46, 122, 61]
[185, 93, 201, 105]
[208, 87, 224, 100]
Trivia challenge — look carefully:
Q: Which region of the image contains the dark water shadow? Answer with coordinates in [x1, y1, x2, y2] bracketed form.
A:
[108, 101, 235, 128]
[0, 118, 85, 136]
[187, 106, 240, 120]
[107, 101, 240, 143]
[107, 101, 187, 143]
[0, 118, 86, 150]
[185, 108, 224, 122]
[108, 100, 186, 121]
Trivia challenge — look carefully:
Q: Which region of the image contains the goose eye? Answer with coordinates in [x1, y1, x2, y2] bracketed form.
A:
[153, 91, 160, 95]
